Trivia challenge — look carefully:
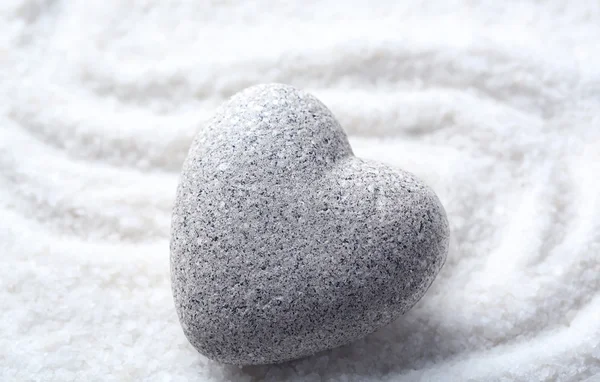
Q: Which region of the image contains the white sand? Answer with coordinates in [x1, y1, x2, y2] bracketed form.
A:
[2, 1, 599, 381]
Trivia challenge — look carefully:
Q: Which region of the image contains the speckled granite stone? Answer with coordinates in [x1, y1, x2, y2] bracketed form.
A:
[170, 84, 450, 365]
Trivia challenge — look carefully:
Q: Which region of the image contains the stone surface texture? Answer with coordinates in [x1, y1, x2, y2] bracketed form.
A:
[170, 84, 450, 365]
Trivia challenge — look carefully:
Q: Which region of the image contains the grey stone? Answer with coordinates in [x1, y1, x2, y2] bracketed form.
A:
[170, 84, 450, 365]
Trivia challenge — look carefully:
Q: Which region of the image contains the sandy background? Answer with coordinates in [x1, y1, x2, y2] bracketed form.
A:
[1, 1, 599, 381]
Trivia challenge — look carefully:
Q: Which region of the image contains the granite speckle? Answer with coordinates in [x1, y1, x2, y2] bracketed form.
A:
[170, 84, 450, 365]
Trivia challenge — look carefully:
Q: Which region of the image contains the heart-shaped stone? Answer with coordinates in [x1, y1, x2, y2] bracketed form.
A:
[170, 84, 449, 365]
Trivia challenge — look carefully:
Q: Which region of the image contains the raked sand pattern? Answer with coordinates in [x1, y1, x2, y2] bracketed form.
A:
[1, 1, 599, 381]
